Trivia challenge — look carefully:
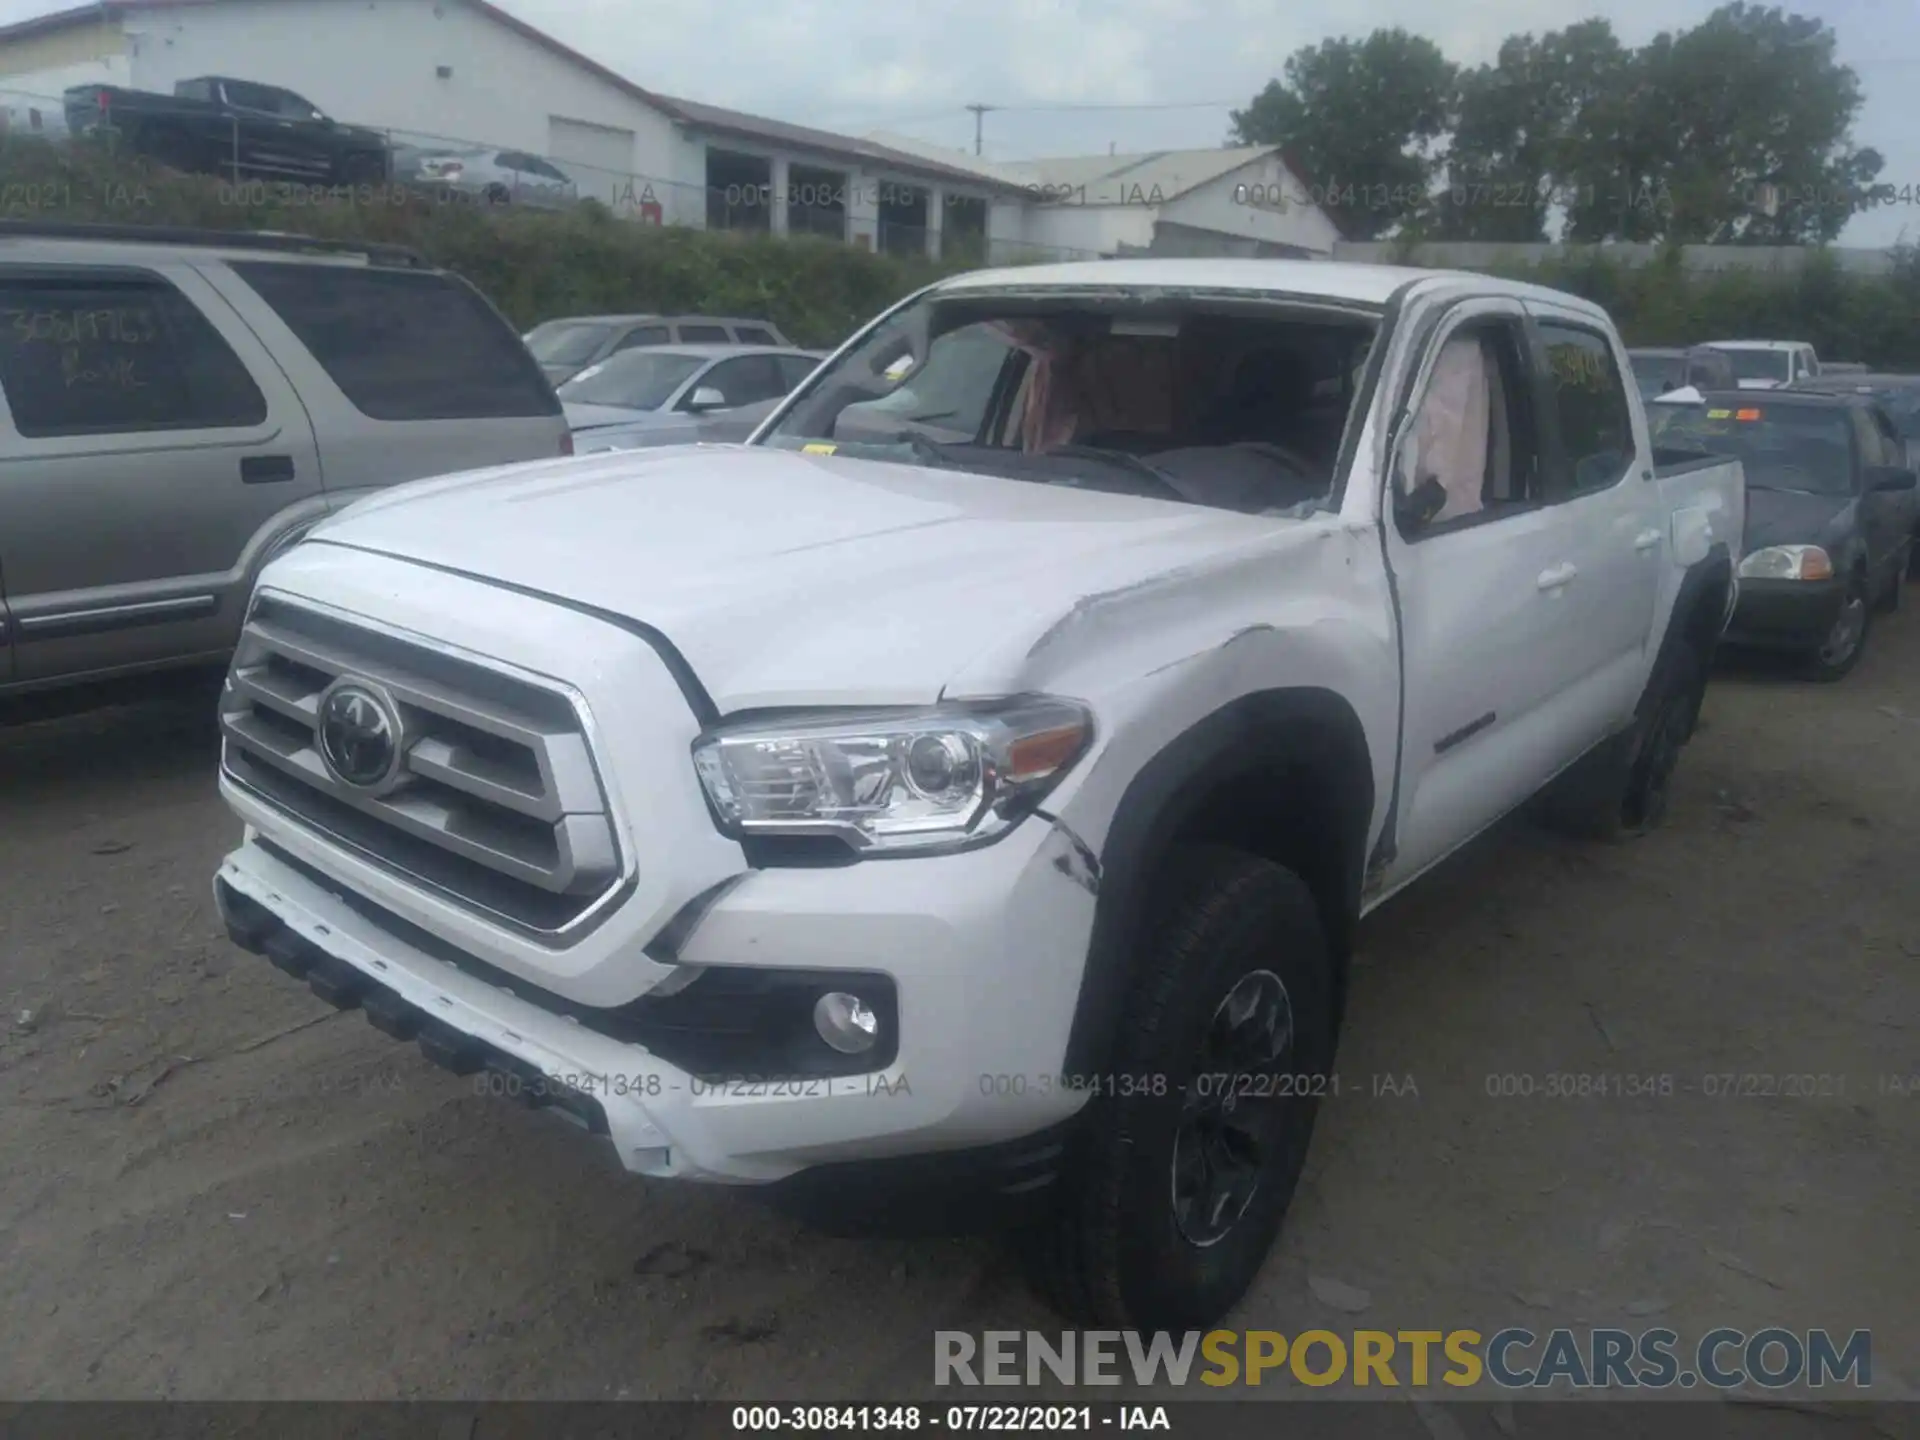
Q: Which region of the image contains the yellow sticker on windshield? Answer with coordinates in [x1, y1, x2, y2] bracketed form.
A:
[802, 442, 838, 455]
[1706, 409, 1732, 419]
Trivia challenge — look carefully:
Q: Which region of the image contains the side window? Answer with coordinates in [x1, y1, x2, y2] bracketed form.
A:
[613, 325, 670, 352]
[693, 355, 784, 407]
[1849, 408, 1890, 470]
[1870, 407, 1907, 464]
[1395, 319, 1541, 532]
[1536, 322, 1636, 497]
[775, 354, 818, 391]
[0, 271, 267, 438]
[229, 262, 557, 420]
[736, 326, 779, 345]
[677, 324, 730, 343]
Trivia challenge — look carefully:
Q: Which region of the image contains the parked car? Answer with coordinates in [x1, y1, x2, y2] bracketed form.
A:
[210, 256, 1745, 1329]
[0, 219, 567, 702]
[572, 395, 790, 452]
[523, 313, 797, 385]
[1652, 388, 1915, 679]
[392, 143, 577, 210]
[556, 345, 822, 443]
[64, 77, 390, 186]
[1627, 345, 1736, 401]
[1704, 339, 1822, 390]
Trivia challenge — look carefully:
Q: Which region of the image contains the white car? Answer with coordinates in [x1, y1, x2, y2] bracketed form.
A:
[395, 143, 577, 210]
[1706, 339, 1821, 390]
[211, 259, 1745, 1330]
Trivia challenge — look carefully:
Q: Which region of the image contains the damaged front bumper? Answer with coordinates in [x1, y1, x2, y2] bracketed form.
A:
[212, 810, 1099, 1189]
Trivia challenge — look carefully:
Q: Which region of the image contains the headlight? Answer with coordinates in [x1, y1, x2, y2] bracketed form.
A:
[1738, 544, 1833, 581]
[691, 697, 1093, 855]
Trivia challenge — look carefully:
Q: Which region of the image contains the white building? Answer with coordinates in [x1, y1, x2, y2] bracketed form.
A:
[871, 135, 1340, 261]
[0, 0, 1032, 259]
[0, 0, 1340, 263]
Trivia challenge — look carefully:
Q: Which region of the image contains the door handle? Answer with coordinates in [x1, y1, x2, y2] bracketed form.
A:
[241, 454, 296, 484]
[1634, 528, 1663, 553]
[1536, 562, 1578, 591]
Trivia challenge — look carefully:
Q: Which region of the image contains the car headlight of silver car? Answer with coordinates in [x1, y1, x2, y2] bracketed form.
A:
[692, 697, 1094, 854]
[1738, 544, 1834, 581]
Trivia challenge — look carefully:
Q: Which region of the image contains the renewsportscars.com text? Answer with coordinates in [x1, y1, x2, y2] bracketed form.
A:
[934, 1328, 1873, 1391]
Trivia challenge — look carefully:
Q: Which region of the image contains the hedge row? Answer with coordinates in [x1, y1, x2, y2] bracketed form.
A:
[0, 136, 964, 348]
[1472, 247, 1920, 372]
[8, 135, 1920, 367]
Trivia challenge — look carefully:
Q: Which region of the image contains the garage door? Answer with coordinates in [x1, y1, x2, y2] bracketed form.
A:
[547, 117, 637, 202]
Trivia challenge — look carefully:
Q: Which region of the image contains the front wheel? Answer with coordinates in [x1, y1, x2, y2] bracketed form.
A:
[1806, 575, 1870, 682]
[1019, 846, 1334, 1330]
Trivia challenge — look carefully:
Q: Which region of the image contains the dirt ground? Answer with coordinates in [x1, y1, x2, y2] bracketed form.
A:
[1, 613, 1916, 1409]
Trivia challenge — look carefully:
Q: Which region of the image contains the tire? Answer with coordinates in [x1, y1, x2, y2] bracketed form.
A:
[139, 122, 200, 175]
[1019, 845, 1335, 1330]
[1876, 563, 1903, 615]
[1805, 572, 1870, 682]
[338, 153, 388, 187]
[1537, 637, 1704, 841]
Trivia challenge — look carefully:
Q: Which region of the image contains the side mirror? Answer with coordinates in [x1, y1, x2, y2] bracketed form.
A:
[1395, 474, 1449, 531]
[683, 386, 728, 413]
[1867, 465, 1918, 493]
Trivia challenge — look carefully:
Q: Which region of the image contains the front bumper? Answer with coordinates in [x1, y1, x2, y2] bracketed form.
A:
[213, 811, 1097, 1189]
[1723, 576, 1844, 650]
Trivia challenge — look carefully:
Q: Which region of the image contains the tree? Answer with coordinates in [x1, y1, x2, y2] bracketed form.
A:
[1561, 4, 1881, 243]
[1230, 29, 1455, 241]
[1435, 21, 1629, 242]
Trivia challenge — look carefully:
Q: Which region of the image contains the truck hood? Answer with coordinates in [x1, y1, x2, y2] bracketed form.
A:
[308, 445, 1290, 711]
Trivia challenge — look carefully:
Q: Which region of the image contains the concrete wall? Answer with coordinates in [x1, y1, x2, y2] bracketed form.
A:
[1334, 240, 1902, 276]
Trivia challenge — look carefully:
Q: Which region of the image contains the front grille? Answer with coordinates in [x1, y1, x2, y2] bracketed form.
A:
[219, 594, 624, 936]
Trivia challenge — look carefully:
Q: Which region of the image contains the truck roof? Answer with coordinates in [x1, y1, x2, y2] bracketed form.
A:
[930, 257, 1603, 315]
[1705, 340, 1809, 353]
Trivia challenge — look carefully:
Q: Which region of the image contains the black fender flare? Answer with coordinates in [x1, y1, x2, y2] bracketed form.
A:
[1647, 543, 1734, 719]
[1059, 687, 1376, 1078]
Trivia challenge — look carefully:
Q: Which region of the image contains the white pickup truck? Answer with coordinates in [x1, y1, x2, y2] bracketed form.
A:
[210, 259, 1745, 1330]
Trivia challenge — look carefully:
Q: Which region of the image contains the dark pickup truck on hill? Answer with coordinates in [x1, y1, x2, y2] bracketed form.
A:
[64, 77, 390, 186]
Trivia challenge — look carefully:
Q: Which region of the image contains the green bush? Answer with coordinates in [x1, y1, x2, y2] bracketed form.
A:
[1484, 244, 1920, 369]
[1, 135, 970, 347]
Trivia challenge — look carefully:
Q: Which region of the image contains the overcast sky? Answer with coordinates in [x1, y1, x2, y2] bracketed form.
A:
[4, 0, 1915, 244]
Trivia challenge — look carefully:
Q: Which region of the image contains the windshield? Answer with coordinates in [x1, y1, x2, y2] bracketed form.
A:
[1651, 401, 1855, 494]
[557, 350, 705, 410]
[756, 292, 1378, 516]
[526, 322, 614, 366]
[1717, 348, 1792, 384]
[1630, 354, 1684, 399]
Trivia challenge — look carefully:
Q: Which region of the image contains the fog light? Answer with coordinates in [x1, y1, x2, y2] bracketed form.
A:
[813, 991, 879, 1054]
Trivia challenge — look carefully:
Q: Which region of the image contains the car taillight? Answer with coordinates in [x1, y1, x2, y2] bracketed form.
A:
[97, 90, 110, 112]
[559, 432, 574, 456]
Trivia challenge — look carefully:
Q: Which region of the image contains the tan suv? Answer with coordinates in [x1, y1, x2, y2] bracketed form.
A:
[0, 220, 570, 703]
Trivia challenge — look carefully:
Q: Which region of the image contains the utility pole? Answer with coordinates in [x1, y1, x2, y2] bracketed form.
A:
[965, 103, 996, 157]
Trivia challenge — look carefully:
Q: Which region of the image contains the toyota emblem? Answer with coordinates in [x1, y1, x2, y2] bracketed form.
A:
[317, 679, 405, 791]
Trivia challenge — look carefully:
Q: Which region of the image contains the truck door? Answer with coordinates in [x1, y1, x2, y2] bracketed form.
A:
[0, 556, 13, 687]
[1523, 306, 1665, 733]
[0, 259, 323, 686]
[1378, 297, 1613, 880]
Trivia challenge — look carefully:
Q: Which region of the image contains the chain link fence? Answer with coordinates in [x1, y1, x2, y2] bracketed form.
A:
[1, 84, 1099, 265]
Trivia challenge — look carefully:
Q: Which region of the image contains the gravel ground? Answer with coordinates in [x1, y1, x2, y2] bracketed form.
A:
[1, 617, 1915, 1409]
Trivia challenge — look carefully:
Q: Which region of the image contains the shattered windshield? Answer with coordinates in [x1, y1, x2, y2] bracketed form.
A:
[755, 293, 1379, 517]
